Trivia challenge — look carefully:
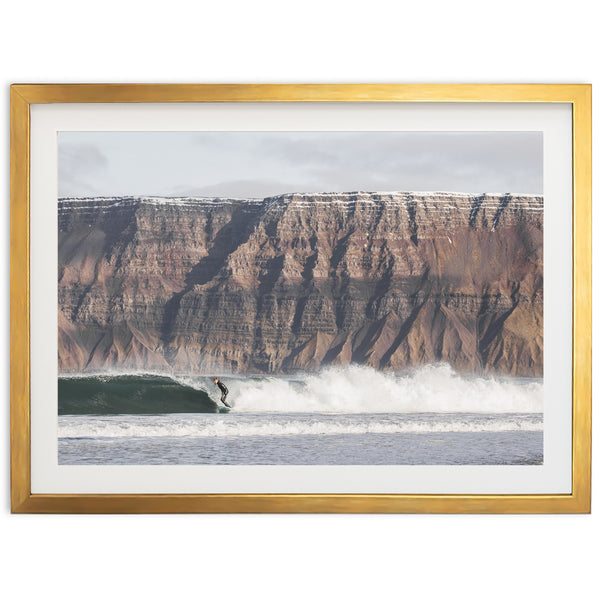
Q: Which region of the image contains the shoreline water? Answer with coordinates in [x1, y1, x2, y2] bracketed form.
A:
[58, 412, 543, 466]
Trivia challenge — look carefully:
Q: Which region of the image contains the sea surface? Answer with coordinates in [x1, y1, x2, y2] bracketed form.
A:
[58, 364, 543, 466]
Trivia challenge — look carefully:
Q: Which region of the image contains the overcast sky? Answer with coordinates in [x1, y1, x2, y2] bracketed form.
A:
[58, 131, 543, 198]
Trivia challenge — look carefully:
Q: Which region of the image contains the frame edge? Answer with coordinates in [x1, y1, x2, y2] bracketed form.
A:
[10, 85, 32, 512]
[10, 492, 591, 514]
[571, 84, 592, 513]
[8, 82, 593, 104]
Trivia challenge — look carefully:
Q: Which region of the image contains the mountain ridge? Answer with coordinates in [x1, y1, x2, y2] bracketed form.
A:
[58, 191, 543, 376]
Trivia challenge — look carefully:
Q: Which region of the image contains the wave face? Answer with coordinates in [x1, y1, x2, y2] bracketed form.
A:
[58, 364, 543, 415]
[58, 374, 215, 415]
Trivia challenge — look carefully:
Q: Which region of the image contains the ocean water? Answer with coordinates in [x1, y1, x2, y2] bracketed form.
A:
[58, 364, 543, 466]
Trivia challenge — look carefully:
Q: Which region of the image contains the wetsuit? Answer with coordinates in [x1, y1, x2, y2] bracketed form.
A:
[216, 380, 231, 407]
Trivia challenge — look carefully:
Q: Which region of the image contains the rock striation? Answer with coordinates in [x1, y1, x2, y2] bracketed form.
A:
[58, 192, 543, 376]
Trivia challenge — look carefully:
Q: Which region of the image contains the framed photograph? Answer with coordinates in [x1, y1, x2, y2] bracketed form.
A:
[11, 84, 591, 513]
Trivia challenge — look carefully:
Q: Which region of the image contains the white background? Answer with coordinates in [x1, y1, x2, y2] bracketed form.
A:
[1, 1, 596, 599]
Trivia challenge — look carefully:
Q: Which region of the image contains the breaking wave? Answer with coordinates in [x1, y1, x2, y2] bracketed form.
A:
[58, 363, 543, 415]
[224, 364, 542, 413]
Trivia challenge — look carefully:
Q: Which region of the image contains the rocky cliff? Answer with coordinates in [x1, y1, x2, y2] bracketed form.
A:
[58, 192, 543, 376]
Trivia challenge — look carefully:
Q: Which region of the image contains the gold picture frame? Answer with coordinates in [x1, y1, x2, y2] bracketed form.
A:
[11, 84, 591, 513]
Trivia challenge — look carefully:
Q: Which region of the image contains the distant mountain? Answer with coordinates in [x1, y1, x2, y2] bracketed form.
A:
[58, 191, 543, 376]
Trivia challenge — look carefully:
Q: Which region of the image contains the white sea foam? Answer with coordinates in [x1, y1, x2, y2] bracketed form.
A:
[58, 413, 543, 439]
[180, 364, 543, 414]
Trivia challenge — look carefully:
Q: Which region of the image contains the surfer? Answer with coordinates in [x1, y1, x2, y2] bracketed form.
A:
[214, 378, 231, 408]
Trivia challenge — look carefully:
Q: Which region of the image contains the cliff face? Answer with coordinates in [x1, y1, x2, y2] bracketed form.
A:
[58, 192, 543, 376]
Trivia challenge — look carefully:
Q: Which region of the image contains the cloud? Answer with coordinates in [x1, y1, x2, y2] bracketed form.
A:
[58, 142, 109, 197]
[58, 132, 543, 198]
[170, 179, 313, 198]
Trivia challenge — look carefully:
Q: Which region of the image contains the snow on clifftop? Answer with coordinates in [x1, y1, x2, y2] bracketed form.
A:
[59, 190, 543, 209]
[58, 195, 264, 208]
